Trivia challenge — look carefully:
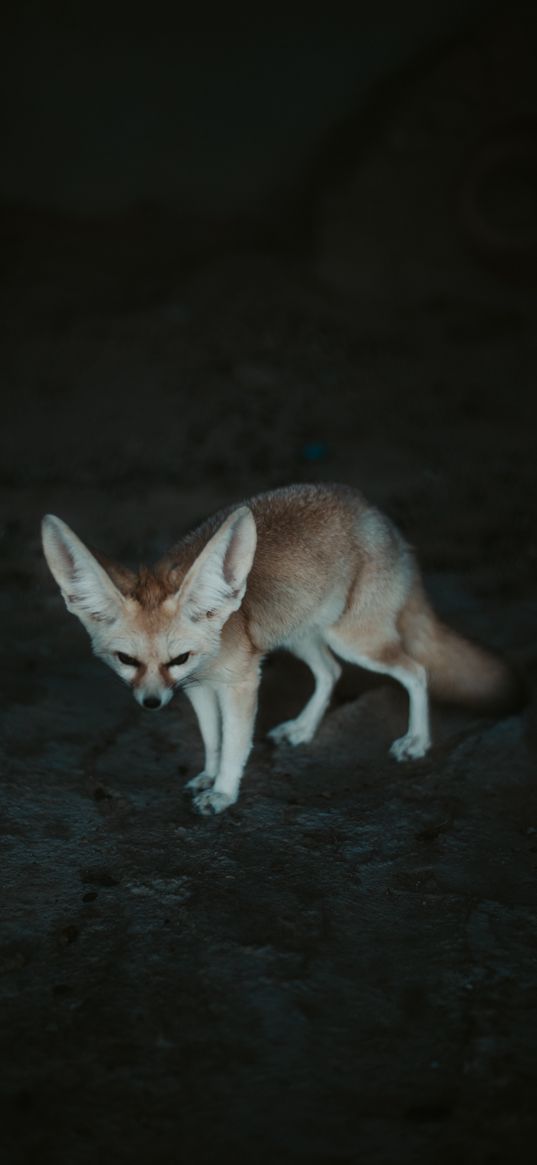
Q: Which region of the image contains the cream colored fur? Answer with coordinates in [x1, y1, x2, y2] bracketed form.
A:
[41, 483, 516, 815]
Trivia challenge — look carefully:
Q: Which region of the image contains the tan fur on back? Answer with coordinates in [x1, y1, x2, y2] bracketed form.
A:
[133, 484, 368, 647]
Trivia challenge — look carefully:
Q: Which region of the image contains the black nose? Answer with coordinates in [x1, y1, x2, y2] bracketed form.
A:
[143, 696, 161, 710]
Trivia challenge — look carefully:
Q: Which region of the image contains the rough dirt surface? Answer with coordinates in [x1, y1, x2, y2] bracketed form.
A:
[2, 30, 537, 1165]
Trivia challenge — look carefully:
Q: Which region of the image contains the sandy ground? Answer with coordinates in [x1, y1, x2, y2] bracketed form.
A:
[2, 32, 537, 1165]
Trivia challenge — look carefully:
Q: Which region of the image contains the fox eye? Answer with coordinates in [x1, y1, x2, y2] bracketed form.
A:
[168, 652, 190, 667]
[116, 651, 140, 667]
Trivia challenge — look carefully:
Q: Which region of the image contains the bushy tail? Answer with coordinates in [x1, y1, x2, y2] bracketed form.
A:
[400, 589, 525, 714]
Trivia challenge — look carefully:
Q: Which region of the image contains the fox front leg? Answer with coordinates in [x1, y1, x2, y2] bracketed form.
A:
[184, 684, 221, 792]
[192, 677, 259, 816]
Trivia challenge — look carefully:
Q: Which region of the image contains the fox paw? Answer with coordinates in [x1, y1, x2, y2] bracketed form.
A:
[192, 790, 235, 816]
[268, 719, 314, 746]
[389, 734, 430, 762]
[185, 771, 215, 792]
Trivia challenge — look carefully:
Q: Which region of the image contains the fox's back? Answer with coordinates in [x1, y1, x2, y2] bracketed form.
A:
[246, 484, 364, 629]
[161, 483, 405, 651]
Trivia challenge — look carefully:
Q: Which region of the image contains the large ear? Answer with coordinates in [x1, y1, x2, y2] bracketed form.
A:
[41, 514, 126, 629]
[178, 506, 257, 625]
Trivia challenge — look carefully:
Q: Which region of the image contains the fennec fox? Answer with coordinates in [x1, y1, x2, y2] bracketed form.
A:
[42, 483, 519, 815]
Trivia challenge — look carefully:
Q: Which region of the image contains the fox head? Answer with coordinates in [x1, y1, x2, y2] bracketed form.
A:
[41, 507, 257, 710]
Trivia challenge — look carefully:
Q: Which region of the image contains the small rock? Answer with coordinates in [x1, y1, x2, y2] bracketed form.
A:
[59, 925, 79, 945]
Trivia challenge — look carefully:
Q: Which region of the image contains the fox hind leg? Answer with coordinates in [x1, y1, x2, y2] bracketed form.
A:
[268, 635, 342, 746]
[325, 628, 431, 760]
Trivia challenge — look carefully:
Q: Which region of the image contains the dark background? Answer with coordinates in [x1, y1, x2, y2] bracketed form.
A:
[1, 3, 537, 1163]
